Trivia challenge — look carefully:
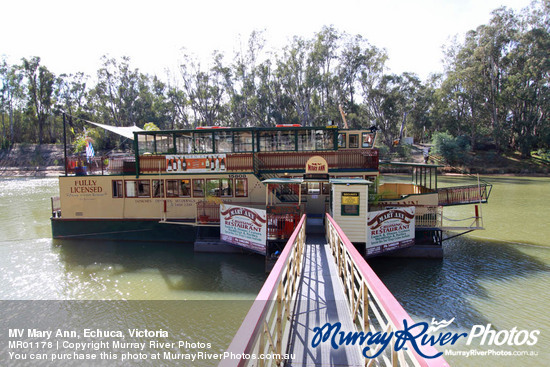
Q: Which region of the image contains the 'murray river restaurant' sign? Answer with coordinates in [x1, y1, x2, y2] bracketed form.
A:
[366, 207, 415, 256]
[220, 204, 267, 255]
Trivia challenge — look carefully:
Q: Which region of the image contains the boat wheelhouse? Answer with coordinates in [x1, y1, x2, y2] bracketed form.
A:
[51, 123, 490, 258]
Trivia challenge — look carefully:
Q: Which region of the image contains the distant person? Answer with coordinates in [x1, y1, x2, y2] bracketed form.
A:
[423, 147, 431, 163]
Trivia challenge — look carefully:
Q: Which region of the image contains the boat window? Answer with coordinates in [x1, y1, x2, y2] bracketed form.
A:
[138, 135, 155, 154]
[180, 180, 191, 197]
[155, 134, 174, 154]
[194, 132, 213, 153]
[175, 133, 193, 154]
[220, 178, 233, 197]
[235, 178, 248, 197]
[112, 180, 123, 198]
[166, 179, 191, 197]
[315, 130, 334, 150]
[125, 181, 136, 197]
[276, 130, 296, 151]
[362, 132, 374, 148]
[192, 179, 205, 197]
[166, 180, 177, 197]
[349, 134, 359, 148]
[206, 179, 221, 197]
[234, 131, 253, 152]
[259, 131, 277, 151]
[137, 180, 150, 197]
[125, 180, 150, 198]
[338, 133, 346, 148]
[297, 130, 315, 151]
[152, 179, 164, 197]
[215, 131, 233, 153]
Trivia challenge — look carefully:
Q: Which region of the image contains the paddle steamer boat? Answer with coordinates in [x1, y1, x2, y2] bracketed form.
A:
[51, 123, 490, 258]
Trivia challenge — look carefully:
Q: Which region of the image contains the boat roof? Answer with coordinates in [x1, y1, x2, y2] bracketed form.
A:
[330, 178, 372, 185]
[133, 125, 376, 136]
[262, 178, 304, 184]
[262, 177, 372, 185]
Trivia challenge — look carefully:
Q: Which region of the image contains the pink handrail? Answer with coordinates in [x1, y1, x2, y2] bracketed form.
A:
[220, 214, 307, 367]
[326, 214, 449, 367]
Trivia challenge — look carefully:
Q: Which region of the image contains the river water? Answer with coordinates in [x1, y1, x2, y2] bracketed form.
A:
[0, 175, 548, 366]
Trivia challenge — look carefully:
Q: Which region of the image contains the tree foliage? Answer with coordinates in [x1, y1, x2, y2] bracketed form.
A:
[0, 1, 547, 161]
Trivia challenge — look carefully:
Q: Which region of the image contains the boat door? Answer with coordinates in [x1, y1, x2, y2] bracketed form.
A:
[303, 156, 331, 231]
[303, 180, 330, 231]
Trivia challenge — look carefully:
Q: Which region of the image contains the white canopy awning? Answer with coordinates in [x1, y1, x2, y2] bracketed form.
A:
[86, 121, 144, 140]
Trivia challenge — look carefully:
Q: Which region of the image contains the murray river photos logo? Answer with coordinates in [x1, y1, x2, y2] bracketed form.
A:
[311, 318, 540, 359]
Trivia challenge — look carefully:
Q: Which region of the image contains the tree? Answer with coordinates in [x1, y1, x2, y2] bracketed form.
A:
[438, 1, 549, 155]
[0, 59, 24, 146]
[336, 34, 387, 127]
[362, 74, 412, 150]
[179, 51, 227, 126]
[55, 72, 89, 140]
[22, 56, 55, 144]
[275, 36, 319, 126]
[504, 6, 550, 156]
[92, 56, 141, 127]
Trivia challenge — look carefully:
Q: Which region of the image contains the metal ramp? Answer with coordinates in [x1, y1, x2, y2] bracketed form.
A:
[286, 235, 362, 366]
[221, 214, 448, 367]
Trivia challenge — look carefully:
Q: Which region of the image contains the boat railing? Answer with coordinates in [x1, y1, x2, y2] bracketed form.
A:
[196, 201, 221, 224]
[438, 183, 492, 206]
[63, 148, 379, 176]
[51, 196, 61, 218]
[221, 215, 307, 367]
[325, 214, 449, 366]
[415, 205, 443, 228]
[66, 155, 135, 175]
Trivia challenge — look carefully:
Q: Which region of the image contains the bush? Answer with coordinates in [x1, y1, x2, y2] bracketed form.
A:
[431, 132, 470, 166]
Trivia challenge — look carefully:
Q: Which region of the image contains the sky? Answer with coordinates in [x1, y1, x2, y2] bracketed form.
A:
[1, 0, 534, 82]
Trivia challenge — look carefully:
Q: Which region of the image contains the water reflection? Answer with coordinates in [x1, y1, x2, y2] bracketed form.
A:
[52, 240, 266, 300]
[369, 236, 550, 330]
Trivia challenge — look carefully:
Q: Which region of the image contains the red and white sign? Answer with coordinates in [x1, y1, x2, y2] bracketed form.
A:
[366, 207, 415, 256]
[305, 156, 328, 174]
[220, 204, 267, 254]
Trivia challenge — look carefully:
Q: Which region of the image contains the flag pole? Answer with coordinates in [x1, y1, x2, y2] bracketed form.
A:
[63, 112, 68, 176]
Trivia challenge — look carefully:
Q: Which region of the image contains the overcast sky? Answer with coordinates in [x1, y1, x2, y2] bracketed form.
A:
[1, 0, 534, 81]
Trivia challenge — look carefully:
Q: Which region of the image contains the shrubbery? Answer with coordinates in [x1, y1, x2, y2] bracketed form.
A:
[431, 132, 470, 166]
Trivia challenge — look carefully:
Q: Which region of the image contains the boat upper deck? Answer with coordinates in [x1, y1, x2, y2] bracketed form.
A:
[66, 126, 379, 176]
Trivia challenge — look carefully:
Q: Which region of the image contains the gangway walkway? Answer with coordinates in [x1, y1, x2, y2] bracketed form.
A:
[286, 234, 362, 366]
[221, 215, 449, 367]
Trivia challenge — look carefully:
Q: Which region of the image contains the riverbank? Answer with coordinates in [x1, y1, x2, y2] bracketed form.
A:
[0, 144, 65, 176]
[380, 144, 550, 175]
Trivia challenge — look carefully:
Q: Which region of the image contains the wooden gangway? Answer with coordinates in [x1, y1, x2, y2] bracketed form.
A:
[221, 215, 449, 367]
